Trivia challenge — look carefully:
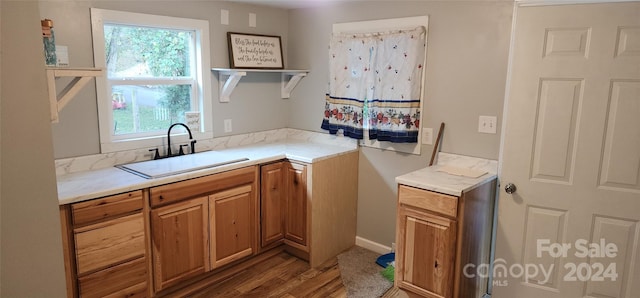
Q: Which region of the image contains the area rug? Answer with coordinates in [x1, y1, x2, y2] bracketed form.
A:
[337, 246, 393, 298]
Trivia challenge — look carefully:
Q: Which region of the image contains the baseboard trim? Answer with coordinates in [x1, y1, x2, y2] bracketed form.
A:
[355, 236, 392, 255]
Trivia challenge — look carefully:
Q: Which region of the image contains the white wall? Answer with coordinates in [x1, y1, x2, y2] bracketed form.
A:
[287, 1, 513, 247]
[0, 2, 67, 296]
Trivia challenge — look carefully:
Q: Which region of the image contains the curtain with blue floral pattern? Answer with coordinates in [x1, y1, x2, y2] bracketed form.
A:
[322, 27, 426, 143]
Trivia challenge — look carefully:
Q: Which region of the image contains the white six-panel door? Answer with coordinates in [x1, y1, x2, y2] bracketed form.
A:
[495, 2, 640, 298]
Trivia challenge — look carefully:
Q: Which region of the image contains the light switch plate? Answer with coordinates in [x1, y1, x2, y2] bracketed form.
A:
[249, 13, 256, 28]
[422, 127, 433, 145]
[221, 9, 229, 25]
[224, 119, 232, 133]
[478, 116, 497, 134]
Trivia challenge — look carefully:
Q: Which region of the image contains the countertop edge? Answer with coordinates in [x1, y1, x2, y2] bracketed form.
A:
[396, 172, 497, 197]
[57, 144, 358, 205]
[394, 153, 499, 197]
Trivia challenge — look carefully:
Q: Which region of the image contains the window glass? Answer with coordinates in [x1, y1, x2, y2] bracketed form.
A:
[91, 8, 212, 152]
[111, 84, 192, 135]
[104, 25, 192, 79]
[105, 24, 196, 138]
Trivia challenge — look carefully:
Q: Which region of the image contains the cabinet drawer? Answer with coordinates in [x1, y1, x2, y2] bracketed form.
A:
[398, 185, 458, 218]
[75, 213, 145, 275]
[72, 190, 143, 227]
[150, 166, 256, 207]
[78, 257, 147, 298]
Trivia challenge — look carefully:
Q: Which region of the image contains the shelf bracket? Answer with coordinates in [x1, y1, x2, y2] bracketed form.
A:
[47, 68, 104, 123]
[211, 68, 308, 102]
[281, 72, 308, 99]
[218, 71, 247, 102]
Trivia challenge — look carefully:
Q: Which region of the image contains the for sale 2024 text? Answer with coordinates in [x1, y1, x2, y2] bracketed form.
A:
[537, 238, 618, 282]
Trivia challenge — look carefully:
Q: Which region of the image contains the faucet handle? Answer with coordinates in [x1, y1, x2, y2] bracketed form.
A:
[179, 144, 189, 155]
[190, 140, 197, 154]
[148, 148, 160, 160]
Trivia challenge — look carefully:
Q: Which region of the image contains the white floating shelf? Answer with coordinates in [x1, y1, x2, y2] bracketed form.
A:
[212, 68, 308, 102]
[47, 67, 104, 123]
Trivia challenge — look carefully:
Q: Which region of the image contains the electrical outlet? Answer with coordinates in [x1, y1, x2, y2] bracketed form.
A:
[224, 119, 232, 133]
[478, 116, 497, 134]
[422, 127, 433, 145]
[391, 242, 396, 253]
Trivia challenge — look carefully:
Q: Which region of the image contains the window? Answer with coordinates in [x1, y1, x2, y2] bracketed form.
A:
[91, 8, 212, 152]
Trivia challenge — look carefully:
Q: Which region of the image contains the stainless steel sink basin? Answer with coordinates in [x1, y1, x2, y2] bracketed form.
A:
[116, 151, 249, 179]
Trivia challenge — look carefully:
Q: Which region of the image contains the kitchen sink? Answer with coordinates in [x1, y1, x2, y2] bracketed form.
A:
[116, 150, 249, 179]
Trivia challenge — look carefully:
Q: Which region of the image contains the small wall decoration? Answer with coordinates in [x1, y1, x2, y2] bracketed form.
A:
[184, 112, 201, 132]
[227, 32, 284, 69]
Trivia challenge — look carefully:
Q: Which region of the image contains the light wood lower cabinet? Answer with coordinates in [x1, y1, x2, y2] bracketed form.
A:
[77, 257, 148, 298]
[60, 190, 148, 298]
[151, 196, 209, 292]
[210, 184, 256, 269]
[395, 178, 497, 298]
[259, 161, 309, 254]
[259, 153, 359, 268]
[284, 162, 307, 248]
[61, 152, 360, 296]
[260, 162, 286, 248]
[74, 213, 145, 275]
[397, 205, 457, 298]
[149, 166, 258, 293]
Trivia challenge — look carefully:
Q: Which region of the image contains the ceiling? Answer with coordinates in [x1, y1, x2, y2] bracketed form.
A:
[224, 0, 346, 10]
[226, 0, 638, 9]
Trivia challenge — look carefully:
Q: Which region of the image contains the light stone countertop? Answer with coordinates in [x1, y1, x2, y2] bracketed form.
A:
[57, 140, 358, 205]
[395, 152, 498, 197]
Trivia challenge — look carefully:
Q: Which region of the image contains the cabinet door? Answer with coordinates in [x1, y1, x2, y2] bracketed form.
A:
[151, 197, 209, 292]
[210, 184, 256, 269]
[284, 162, 307, 248]
[260, 162, 286, 248]
[397, 206, 457, 298]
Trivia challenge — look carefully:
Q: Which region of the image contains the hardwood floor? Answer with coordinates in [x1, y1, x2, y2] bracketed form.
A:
[189, 252, 347, 298]
[187, 250, 410, 298]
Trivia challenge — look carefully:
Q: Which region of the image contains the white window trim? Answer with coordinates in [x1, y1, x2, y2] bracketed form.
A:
[91, 8, 213, 153]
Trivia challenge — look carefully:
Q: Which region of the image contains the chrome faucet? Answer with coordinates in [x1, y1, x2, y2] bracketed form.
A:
[167, 123, 197, 157]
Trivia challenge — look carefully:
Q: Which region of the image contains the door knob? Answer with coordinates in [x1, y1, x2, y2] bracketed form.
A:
[505, 183, 517, 194]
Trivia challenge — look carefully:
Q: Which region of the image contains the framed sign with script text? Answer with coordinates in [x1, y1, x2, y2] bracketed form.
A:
[227, 32, 284, 69]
